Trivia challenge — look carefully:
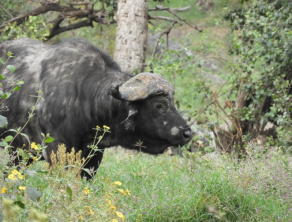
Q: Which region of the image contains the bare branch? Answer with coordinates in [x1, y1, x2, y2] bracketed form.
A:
[47, 15, 64, 39]
[236, 83, 249, 110]
[151, 21, 177, 58]
[167, 9, 203, 32]
[148, 5, 191, 12]
[148, 15, 182, 25]
[63, 9, 92, 17]
[65, 1, 95, 6]
[149, 5, 203, 33]
[47, 19, 92, 40]
[46, 13, 111, 40]
[90, 1, 98, 11]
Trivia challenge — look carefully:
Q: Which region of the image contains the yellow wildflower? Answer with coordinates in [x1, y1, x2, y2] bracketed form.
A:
[83, 187, 90, 195]
[103, 125, 110, 130]
[106, 199, 111, 205]
[1, 187, 7, 194]
[31, 142, 38, 150]
[111, 220, 118, 222]
[12, 170, 19, 175]
[19, 186, 26, 191]
[11, 170, 23, 179]
[113, 181, 122, 186]
[117, 188, 127, 196]
[126, 189, 131, 196]
[78, 215, 83, 220]
[96, 125, 100, 130]
[116, 211, 125, 221]
[8, 174, 17, 180]
[110, 205, 116, 211]
[18, 173, 23, 180]
[32, 156, 38, 161]
[85, 206, 94, 215]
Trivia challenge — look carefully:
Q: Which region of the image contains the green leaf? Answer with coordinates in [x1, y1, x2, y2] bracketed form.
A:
[2, 92, 11, 99]
[7, 128, 18, 133]
[66, 186, 72, 202]
[17, 80, 24, 85]
[6, 65, 15, 73]
[0, 57, 4, 64]
[26, 186, 42, 201]
[36, 170, 48, 174]
[44, 137, 54, 143]
[0, 115, 8, 128]
[20, 132, 30, 144]
[5, 135, 13, 142]
[45, 29, 50, 36]
[14, 200, 25, 209]
[12, 86, 20, 91]
[7, 51, 12, 57]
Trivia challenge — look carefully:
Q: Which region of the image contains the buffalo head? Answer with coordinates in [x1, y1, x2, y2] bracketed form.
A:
[110, 72, 192, 154]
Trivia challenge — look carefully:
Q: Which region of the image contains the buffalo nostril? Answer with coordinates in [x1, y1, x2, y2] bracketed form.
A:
[183, 129, 192, 140]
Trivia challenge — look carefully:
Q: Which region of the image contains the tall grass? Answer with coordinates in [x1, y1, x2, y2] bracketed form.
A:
[1, 145, 291, 221]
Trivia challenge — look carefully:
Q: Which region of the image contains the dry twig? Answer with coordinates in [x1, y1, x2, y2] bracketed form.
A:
[151, 21, 177, 58]
[148, 5, 203, 32]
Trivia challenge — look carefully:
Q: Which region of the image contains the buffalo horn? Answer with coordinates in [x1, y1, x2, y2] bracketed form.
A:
[110, 73, 174, 101]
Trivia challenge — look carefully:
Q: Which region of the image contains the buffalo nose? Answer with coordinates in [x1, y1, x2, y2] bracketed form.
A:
[183, 129, 192, 140]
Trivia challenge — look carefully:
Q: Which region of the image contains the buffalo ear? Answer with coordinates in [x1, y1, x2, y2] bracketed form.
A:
[109, 82, 125, 101]
[121, 104, 138, 131]
[110, 73, 174, 101]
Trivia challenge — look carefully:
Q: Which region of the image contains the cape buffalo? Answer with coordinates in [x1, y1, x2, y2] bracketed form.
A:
[0, 38, 192, 178]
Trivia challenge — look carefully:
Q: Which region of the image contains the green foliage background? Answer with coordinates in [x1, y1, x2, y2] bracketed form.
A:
[1, 0, 292, 221]
[226, 0, 292, 147]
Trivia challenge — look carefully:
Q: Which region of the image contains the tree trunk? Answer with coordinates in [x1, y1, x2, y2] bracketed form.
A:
[114, 0, 149, 73]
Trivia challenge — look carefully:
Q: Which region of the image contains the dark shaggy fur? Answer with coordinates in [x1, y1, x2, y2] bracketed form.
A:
[0, 38, 191, 178]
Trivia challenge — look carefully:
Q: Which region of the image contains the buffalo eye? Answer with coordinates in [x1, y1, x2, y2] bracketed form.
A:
[156, 104, 162, 109]
[152, 101, 168, 112]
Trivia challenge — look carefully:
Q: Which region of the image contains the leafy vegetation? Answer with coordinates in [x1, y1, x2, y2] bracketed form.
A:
[1, 0, 292, 221]
[0, 52, 24, 129]
[225, 0, 292, 149]
[1, 146, 291, 221]
[0, 16, 50, 42]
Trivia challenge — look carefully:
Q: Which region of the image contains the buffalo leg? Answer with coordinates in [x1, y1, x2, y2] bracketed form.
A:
[81, 149, 104, 179]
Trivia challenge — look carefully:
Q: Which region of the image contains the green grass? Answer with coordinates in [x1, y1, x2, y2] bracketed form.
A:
[97, 148, 291, 221]
[1, 146, 291, 221]
[2, 1, 291, 221]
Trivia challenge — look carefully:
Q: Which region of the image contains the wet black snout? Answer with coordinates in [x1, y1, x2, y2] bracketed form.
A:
[183, 128, 193, 141]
